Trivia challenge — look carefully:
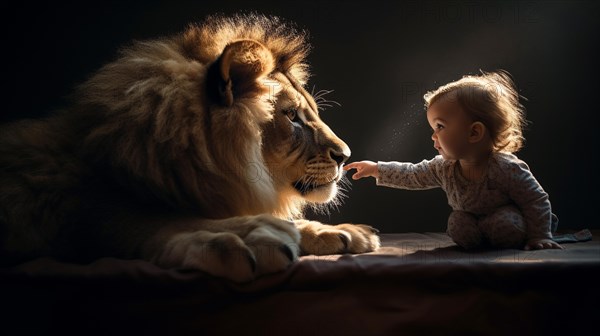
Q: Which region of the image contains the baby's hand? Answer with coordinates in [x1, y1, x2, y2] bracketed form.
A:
[344, 161, 379, 180]
[524, 238, 563, 250]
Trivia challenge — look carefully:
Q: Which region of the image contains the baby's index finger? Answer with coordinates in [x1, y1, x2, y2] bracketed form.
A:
[343, 162, 358, 170]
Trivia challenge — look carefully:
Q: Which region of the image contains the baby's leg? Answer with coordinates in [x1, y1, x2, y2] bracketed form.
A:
[478, 205, 527, 249]
[447, 210, 482, 249]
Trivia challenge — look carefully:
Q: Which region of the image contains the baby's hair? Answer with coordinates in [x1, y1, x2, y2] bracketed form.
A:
[423, 70, 527, 153]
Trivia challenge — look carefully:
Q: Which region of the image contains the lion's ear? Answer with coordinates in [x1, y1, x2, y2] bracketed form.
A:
[211, 39, 275, 107]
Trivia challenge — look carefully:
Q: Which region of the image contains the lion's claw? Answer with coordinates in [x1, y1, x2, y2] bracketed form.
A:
[280, 244, 296, 262]
[338, 233, 350, 251]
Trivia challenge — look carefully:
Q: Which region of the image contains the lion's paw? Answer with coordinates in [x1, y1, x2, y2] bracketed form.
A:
[297, 220, 381, 255]
[242, 214, 301, 276]
[156, 214, 300, 283]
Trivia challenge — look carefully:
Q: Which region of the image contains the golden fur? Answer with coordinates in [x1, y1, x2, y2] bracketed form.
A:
[0, 14, 379, 282]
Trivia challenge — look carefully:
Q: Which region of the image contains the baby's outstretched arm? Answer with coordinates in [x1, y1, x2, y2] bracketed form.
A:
[344, 161, 379, 180]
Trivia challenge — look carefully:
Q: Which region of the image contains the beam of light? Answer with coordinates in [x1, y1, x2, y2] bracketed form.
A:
[366, 104, 428, 161]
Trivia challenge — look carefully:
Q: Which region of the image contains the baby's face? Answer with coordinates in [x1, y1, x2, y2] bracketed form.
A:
[426, 99, 473, 160]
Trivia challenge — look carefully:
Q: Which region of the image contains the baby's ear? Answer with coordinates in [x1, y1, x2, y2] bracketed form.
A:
[469, 121, 486, 143]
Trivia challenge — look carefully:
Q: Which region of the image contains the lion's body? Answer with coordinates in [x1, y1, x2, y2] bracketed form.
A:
[0, 14, 379, 282]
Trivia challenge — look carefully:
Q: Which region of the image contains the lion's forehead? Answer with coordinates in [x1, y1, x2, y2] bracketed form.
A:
[266, 74, 317, 117]
[264, 84, 302, 112]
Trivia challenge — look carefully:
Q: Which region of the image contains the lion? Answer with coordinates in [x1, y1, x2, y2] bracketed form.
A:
[0, 14, 379, 282]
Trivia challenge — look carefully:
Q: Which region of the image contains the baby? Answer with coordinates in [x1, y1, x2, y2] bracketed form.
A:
[345, 71, 561, 250]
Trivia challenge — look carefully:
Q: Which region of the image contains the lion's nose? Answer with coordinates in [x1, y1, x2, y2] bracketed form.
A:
[329, 148, 350, 166]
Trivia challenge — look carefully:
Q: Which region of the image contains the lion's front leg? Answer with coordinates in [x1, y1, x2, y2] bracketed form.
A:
[144, 214, 300, 283]
[295, 220, 380, 255]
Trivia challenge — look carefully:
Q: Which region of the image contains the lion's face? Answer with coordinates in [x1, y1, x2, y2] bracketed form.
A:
[185, 24, 351, 216]
[262, 73, 350, 204]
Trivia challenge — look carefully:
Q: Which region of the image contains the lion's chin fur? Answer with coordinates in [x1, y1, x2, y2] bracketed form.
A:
[298, 182, 338, 204]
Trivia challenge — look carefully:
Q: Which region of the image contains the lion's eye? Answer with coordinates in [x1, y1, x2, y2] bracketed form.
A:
[285, 108, 298, 122]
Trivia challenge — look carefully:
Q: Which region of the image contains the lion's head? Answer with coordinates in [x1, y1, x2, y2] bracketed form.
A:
[75, 14, 349, 220]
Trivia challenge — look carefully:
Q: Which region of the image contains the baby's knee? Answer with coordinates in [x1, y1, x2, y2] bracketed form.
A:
[480, 206, 526, 249]
[447, 211, 483, 250]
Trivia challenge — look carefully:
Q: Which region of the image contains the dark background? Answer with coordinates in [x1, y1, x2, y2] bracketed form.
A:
[2, 1, 597, 233]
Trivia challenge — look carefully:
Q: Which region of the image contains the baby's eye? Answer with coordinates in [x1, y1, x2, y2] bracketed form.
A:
[431, 124, 444, 132]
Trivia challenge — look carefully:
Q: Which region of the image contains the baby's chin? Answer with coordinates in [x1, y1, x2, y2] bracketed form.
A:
[438, 150, 456, 160]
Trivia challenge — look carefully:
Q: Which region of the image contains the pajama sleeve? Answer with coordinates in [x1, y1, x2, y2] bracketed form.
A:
[376, 156, 445, 190]
[505, 159, 553, 240]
